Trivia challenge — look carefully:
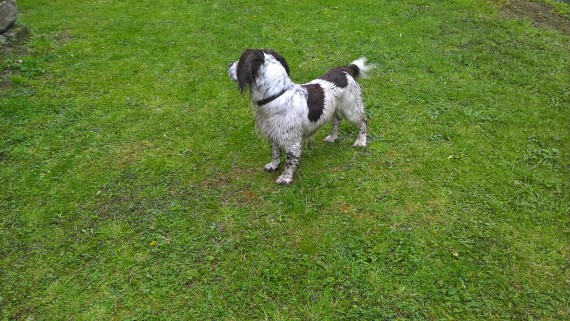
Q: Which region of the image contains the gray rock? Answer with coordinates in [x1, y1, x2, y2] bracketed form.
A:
[0, 0, 18, 33]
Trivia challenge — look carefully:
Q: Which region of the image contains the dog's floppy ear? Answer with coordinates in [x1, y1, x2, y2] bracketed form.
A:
[237, 49, 265, 92]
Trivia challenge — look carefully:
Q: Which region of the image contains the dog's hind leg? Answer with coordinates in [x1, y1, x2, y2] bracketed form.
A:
[344, 101, 367, 147]
[264, 140, 281, 172]
[276, 142, 301, 185]
[323, 114, 341, 143]
[353, 118, 367, 147]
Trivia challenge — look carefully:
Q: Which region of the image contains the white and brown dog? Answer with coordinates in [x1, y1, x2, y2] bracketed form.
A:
[228, 49, 374, 185]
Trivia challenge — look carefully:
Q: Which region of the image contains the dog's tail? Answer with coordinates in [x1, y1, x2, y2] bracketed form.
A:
[347, 57, 376, 79]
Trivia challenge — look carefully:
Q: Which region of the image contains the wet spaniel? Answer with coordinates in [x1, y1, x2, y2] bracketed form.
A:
[228, 49, 374, 185]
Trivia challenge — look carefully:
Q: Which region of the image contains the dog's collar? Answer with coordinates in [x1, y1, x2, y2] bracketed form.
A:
[255, 89, 288, 106]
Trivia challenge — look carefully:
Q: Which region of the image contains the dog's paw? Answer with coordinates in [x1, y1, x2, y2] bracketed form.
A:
[276, 175, 293, 185]
[353, 139, 367, 147]
[323, 135, 338, 143]
[264, 162, 280, 172]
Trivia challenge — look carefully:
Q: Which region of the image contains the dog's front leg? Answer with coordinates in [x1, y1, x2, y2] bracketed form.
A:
[276, 142, 301, 185]
[264, 141, 281, 172]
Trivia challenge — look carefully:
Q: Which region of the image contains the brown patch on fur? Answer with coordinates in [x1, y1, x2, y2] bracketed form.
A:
[319, 68, 349, 87]
[302, 83, 325, 122]
[319, 64, 360, 88]
[345, 64, 360, 78]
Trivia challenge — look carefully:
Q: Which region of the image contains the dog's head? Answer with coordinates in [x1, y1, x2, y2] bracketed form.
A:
[228, 49, 290, 92]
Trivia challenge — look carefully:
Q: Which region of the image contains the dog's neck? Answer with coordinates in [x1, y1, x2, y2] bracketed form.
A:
[251, 65, 295, 105]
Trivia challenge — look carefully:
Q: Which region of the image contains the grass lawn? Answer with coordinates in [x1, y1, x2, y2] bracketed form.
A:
[1, 0, 569, 319]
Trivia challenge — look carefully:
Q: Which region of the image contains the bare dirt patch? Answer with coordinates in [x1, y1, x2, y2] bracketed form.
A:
[0, 66, 18, 90]
[501, 0, 570, 35]
[52, 30, 74, 45]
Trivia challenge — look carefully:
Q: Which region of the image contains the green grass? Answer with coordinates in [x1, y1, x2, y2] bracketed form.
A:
[1, 0, 569, 319]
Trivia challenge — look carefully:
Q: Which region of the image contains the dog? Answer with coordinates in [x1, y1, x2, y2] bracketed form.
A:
[228, 49, 374, 185]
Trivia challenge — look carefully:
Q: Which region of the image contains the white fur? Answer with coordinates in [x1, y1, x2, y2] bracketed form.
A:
[229, 50, 374, 185]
